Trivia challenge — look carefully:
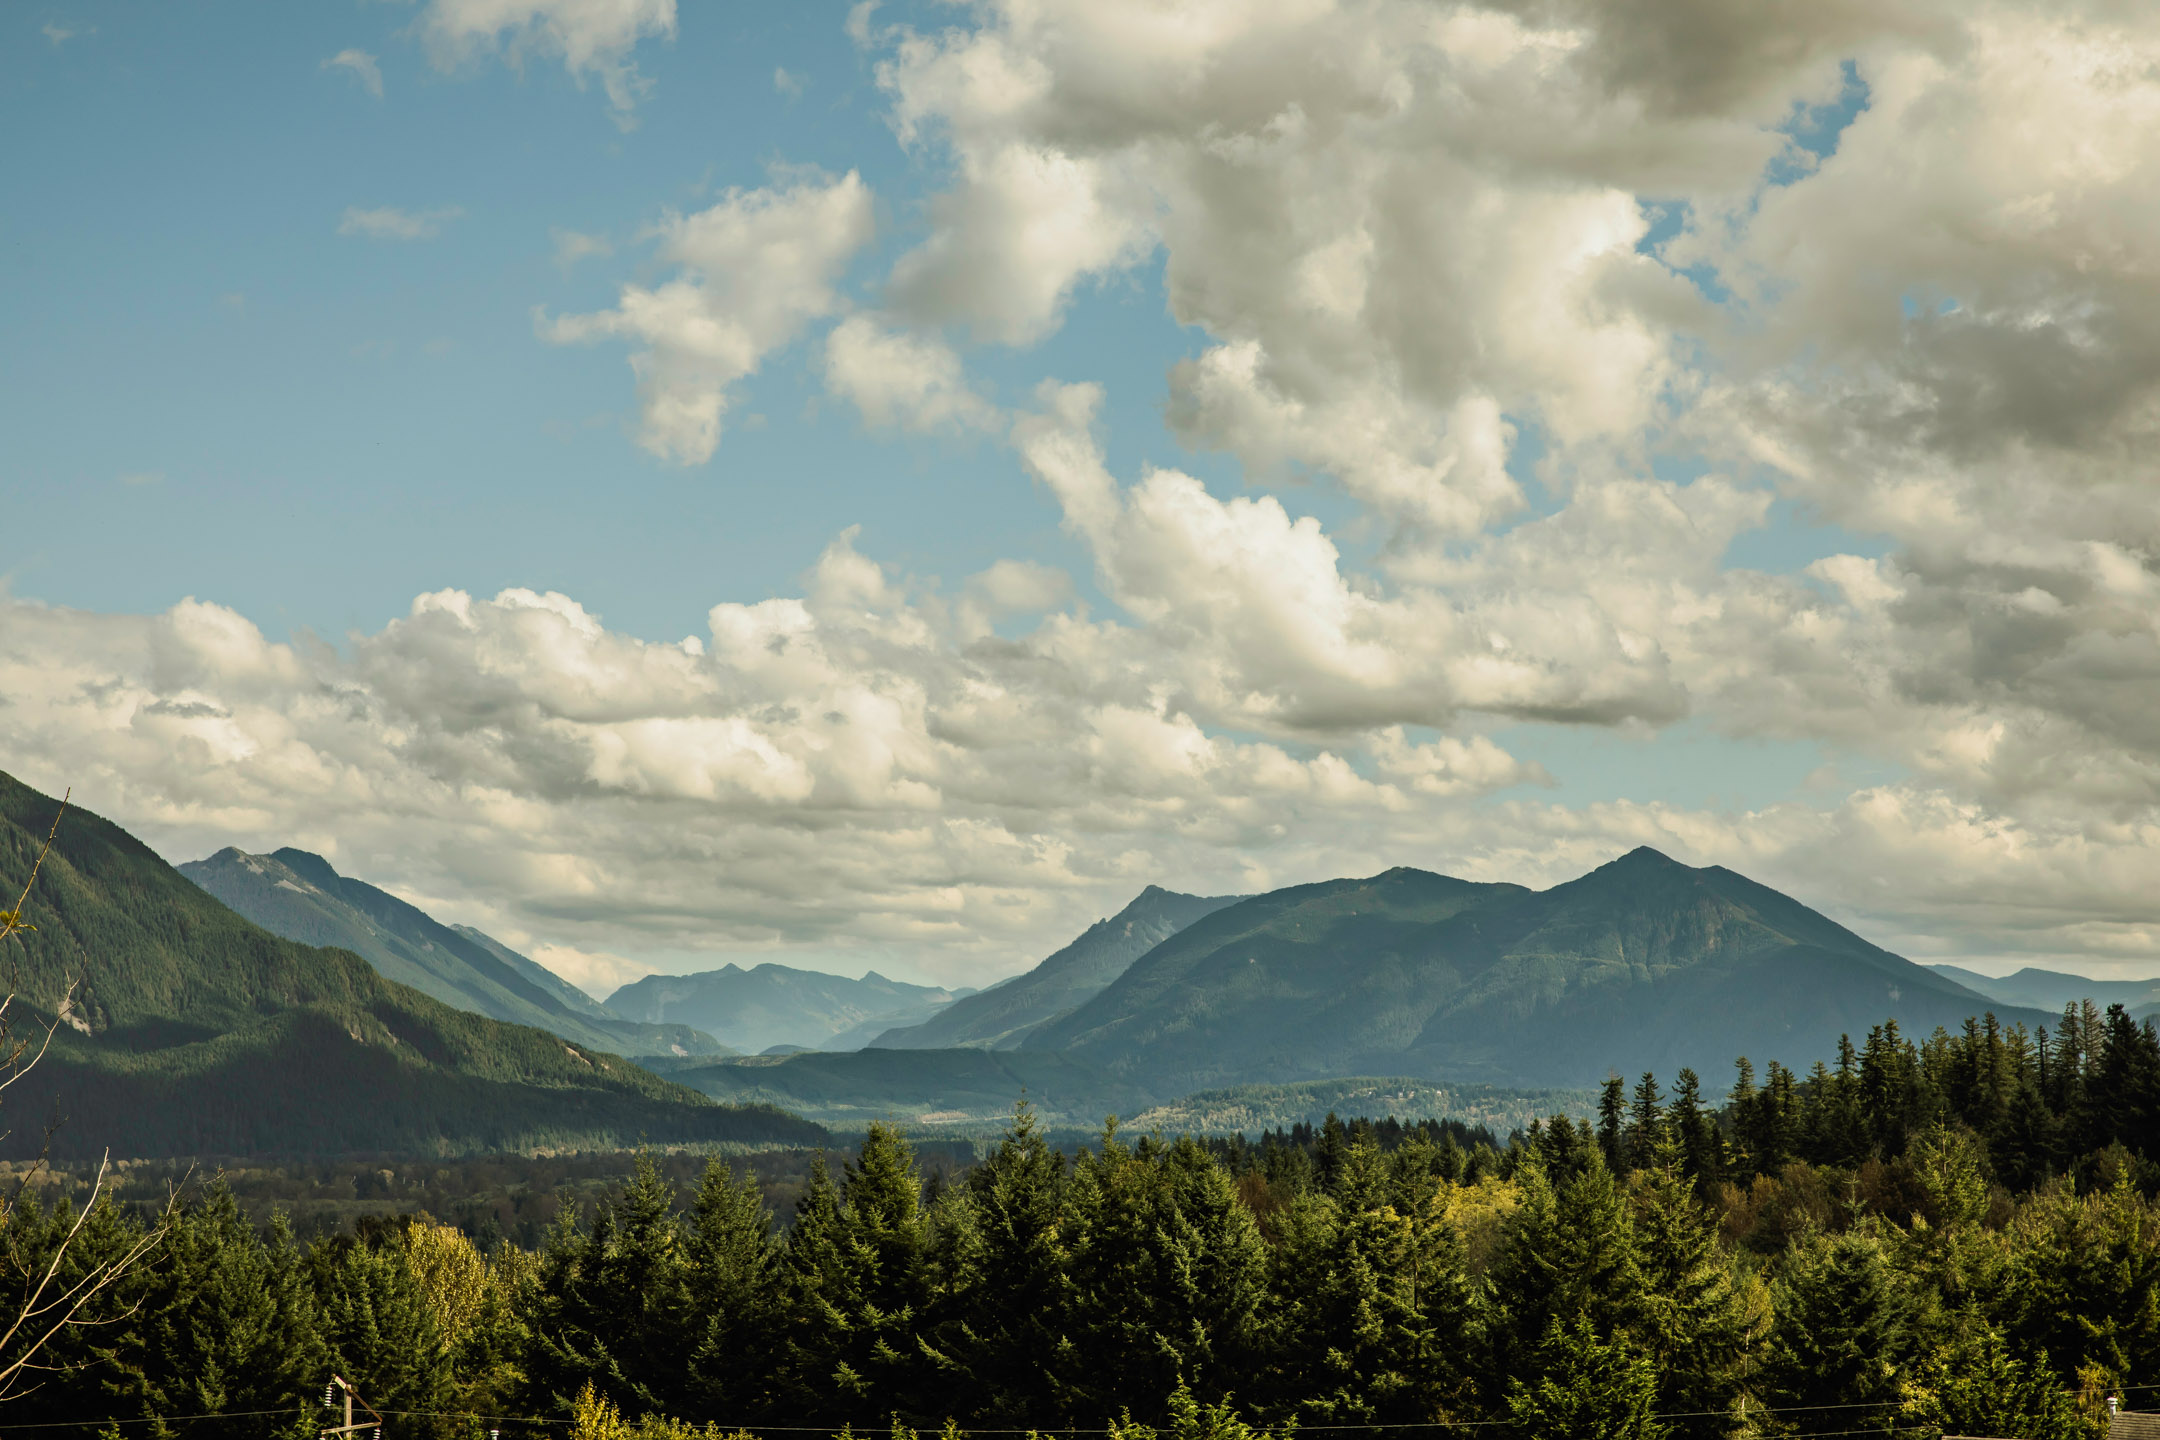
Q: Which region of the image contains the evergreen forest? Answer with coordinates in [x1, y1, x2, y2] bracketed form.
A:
[9, 1006, 2160, 1440]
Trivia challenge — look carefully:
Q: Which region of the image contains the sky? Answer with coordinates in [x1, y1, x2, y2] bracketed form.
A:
[6, 0, 2160, 996]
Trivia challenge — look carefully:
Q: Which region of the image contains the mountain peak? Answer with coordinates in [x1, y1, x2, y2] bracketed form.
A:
[1606, 845, 1686, 871]
[269, 847, 343, 893]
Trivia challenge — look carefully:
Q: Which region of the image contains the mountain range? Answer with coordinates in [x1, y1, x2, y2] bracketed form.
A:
[0, 772, 823, 1158]
[867, 885, 1244, 1050]
[181, 847, 731, 1059]
[1926, 963, 2160, 1018]
[1016, 850, 2052, 1090]
[3, 762, 2125, 1159]
[606, 964, 974, 1053]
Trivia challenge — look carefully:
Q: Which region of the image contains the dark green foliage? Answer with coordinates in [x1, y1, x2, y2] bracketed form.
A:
[1505, 1315, 1666, 1440]
[770, 1126, 930, 1422]
[1901, 1319, 2091, 1440]
[522, 1156, 698, 1420]
[919, 1105, 1071, 1424]
[79, 1189, 323, 1440]
[310, 1233, 451, 1425]
[1756, 1231, 1916, 1424]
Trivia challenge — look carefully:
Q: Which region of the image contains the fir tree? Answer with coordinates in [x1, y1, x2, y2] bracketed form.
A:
[683, 1159, 779, 1417]
[1504, 1315, 1665, 1440]
[1629, 1164, 1751, 1440]
[1487, 1152, 1643, 1402]
[773, 1126, 929, 1421]
[920, 1104, 1072, 1424]
[1756, 1231, 1916, 1427]
[310, 1234, 451, 1433]
[520, 1155, 695, 1421]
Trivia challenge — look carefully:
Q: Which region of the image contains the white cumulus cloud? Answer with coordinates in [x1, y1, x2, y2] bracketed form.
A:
[418, 0, 675, 124]
[544, 172, 875, 465]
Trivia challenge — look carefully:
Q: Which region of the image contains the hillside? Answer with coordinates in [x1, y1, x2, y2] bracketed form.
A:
[0, 772, 823, 1158]
[868, 884, 1244, 1050]
[1024, 849, 2044, 1090]
[181, 847, 729, 1058]
[607, 963, 973, 1053]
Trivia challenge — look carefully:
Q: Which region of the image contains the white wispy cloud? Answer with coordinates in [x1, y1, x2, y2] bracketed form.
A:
[323, 49, 384, 98]
[338, 206, 462, 241]
[551, 228, 612, 269]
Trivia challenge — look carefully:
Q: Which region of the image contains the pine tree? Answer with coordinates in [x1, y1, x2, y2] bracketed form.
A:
[1487, 1152, 1643, 1403]
[1627, 1073, 1665, 1174]
[87, 1189, 326, 1440]
[1258, 1142, 1476, 1424]
[919, 1104, 1072, 1424]
[773, 1127, 929, 1422]
[311, 1234, 452, 1433]
[1504, 1316, 1665, 1440]
[1064, 1131, 1266, 1424]
[1756, 1231, 1916, 1426]
[520, 1155, 695, 1421]
[1629, 1165, 1751, 1440]
[683, 1160, 780, 1416]
[1598, 1076, 1627, 1171]
[1900, 1317, 2085, 1440]
[1667, 1069, 1721, 1190]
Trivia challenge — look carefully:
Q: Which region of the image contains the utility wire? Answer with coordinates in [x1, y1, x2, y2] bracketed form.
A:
[4, 1384, 2153, 1436]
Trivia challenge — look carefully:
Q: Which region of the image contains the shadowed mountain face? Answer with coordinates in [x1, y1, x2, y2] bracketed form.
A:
[1022, 849, 2043, 1090]
[867, 885, 1245, 1051]
[0, 771, 822, 1157]
[181, 848, 729, 1059]
[606, 965, 974, 1054]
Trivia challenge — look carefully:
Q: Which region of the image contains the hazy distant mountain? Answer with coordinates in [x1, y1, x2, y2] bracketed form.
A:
[868, 885, 1245, 1050]
[181, 848, 730, 1059]
[1925, 963, 2160, 1015]
[1023, 848, 2042, 1090]
[0, 771, 819, 1157]
[606, 964, 974, 1054]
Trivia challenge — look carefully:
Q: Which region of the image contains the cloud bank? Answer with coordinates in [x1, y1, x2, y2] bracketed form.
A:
[15, 0, 2160, 987]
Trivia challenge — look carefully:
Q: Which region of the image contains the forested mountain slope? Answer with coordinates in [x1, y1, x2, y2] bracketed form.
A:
[0, 771, 822, 1157]
[181, 847, 728, 1058]
[869, 884, 1244, 1050]
[1026, 849, 2042, 1089]
[607, 963, 973, 1053]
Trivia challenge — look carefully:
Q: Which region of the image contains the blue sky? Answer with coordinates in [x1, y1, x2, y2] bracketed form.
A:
[7, 0, 2153, 988]
[6, 1, 1218, 644]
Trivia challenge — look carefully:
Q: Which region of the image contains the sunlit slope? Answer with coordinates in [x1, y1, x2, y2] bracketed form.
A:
[868, 885, 1245, 1050]
[182, 846, 728, 1058]
[0, 771, 822, 1157]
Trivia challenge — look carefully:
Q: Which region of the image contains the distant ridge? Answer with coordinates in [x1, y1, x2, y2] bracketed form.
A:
[1925, 963, 2160, 1016]
[607, 964, 974, 1053]
[868, 885, 1244, 1050]
[181, 847, 729, 1059]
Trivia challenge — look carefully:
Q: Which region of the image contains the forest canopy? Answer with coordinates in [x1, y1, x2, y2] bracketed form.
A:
[7, 1005, 2159, 1440]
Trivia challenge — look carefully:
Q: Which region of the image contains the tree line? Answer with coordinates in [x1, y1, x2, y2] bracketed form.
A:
[7, 1005, 2160, 1440]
